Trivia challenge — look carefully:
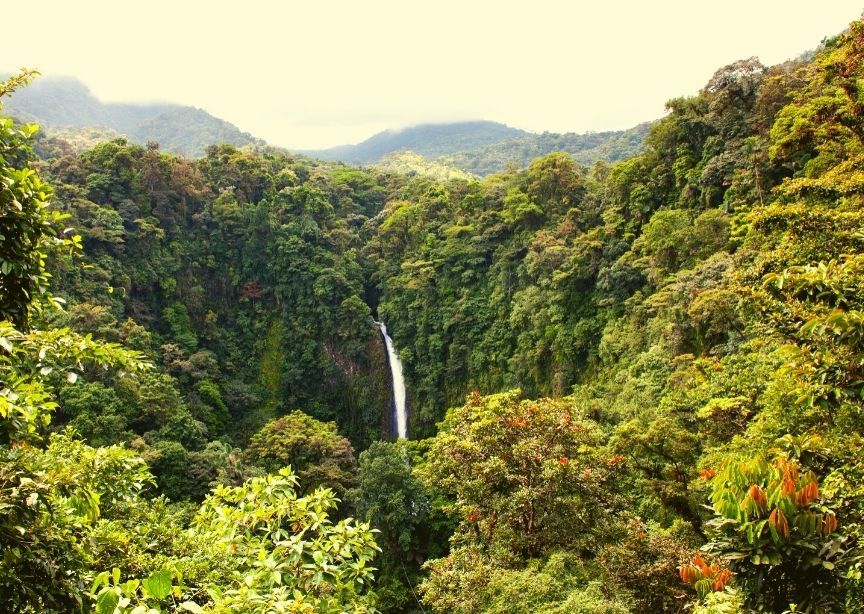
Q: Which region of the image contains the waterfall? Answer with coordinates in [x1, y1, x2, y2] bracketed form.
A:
[376, 321, 408, 439]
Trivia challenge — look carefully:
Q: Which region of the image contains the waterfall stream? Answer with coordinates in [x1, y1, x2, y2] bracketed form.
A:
[376, 321, 408, 439]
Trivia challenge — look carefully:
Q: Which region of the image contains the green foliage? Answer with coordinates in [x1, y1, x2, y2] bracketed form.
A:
[191, 468, 379, 612]
[315, 119, 650, 176]
[0, 322, 147, 444]
[703, 454, 856, 611]
[375, 151, 473, 182]
[349, 441, 430, 554]
[0, 78, 385, 613]
[313, 121, 530, 164]
[421, 391, 619, 559]
[57, 380, 129, 446]
[11, 14, 864, 613]
[692, 589, 746, 614]
[441, 122, 651, 176]
[192, 379, 230, 436]
[0, 434, 154, 612]
[1, 70, 80, 328]
[599, 519, 698, 611]
[501, 187, 544, 226]
[373, 18, 864, 613]
[83, 469, 381, 613]
[88, 567, 191, 614]
[163, 303, 198, 353]
[641, 209, 692, 273]
[246, 410, 357, 497]
[28, 131, 400, 506]
[417, 391, 629, 610]
[420, 547, 630, 614]
[348, 440, 445, 613]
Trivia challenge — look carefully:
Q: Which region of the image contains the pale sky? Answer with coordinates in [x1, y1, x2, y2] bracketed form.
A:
[4, 1, 862, 149]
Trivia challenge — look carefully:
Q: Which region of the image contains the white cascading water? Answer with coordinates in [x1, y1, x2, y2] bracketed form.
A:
[377, 321, 408, 439]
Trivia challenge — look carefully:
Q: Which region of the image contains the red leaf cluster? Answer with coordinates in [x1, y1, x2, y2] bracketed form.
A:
[679, 554, 732, 592]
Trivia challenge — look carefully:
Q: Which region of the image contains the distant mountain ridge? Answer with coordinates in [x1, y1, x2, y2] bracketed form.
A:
[3, 76, 263, 156]
[306, 120, 651, 176]
[5, 76, 650, 169]
[307, 121, 529, 163]
[444, 122, 652, 175]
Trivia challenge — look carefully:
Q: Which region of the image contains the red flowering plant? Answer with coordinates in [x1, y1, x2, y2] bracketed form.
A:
[419, 390, 625, 559]
[679, 554, 733, 598]
[696, 453, 855, 611]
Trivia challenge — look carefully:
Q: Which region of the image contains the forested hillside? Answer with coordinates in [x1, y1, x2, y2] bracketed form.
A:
[308, 120, 648, 176]
[441, 121, 652, 175]
[4, 15, 864, 614]
[3, 76, 262, 156]
[43, 137, 402, 485]
[308, 121, 529, 163]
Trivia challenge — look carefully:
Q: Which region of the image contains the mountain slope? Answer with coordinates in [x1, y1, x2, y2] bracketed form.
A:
[307, 120, 529, 163]
[442, 122, 652, 175]
[308, 119, 650, 175]
[126, 106, 263, 155]
[3, 76, 262, 156]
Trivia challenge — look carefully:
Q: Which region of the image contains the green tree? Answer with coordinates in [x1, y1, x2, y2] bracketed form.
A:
[189, 468, 380, 612]
[702, 454, 853, 612]
[1, 70, 82, 328]
[246, 410, 357, 497]
[420, 391, 619, 558]
[348, 440, 443, 612]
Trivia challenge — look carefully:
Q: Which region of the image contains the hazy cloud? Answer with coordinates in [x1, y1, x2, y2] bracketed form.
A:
[4, 0, 861, 148]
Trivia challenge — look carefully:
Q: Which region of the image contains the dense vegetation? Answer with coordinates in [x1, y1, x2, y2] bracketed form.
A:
[308, 120, 649, 176]
[5, 15, 864, 613]
[441, 121, 651, 175]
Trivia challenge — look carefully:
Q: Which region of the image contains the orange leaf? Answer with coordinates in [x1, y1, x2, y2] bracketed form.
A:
[748, 484, 767, 508]
[769, 508, 790, 538]
[823, 513, 838, 535]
